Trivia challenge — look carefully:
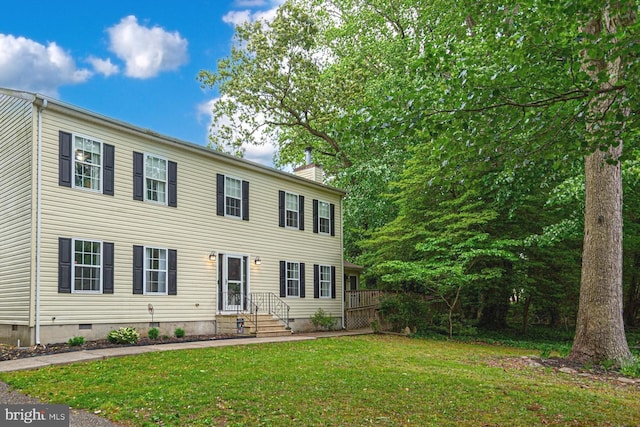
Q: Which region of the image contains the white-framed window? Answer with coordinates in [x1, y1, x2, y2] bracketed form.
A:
[73, 135, 102, 191]
[145, 247, 167, 294]
[319, 265, 332, 298]
[73, 239, 102, 293]
[225, 176, 242, 218]
[318, 201, 331, 234]
[145, 154, 167, 204]
[287, 261, 300, 297]
[285, 192, 299, 228]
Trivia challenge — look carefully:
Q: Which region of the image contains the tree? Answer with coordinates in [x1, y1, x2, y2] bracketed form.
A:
[202, 0, 639, 363]
[438, 0, 638, 364]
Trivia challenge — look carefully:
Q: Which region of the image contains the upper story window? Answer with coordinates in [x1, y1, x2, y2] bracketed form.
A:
[279, 191, 304, 230]
[145, 247, 167, 294]
[225, 176, 242, 217]
[74, 136, 102, 191]
[318, 201, 331, 234]
[286, 193, 299, 228]
[73, 239, 102, 293]
[217, 174, 249, 221]
[313, 199, 335, 236]
[133, 152, 177, 207]
[145, 154, 167, 204]
[59, 130, 114, 196]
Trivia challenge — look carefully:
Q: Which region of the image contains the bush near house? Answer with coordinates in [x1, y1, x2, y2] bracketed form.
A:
[106, 328, 140, 344]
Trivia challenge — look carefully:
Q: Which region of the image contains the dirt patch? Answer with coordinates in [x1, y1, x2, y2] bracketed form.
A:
[486, 355, 640, 388]
[0, 334, 246, 361]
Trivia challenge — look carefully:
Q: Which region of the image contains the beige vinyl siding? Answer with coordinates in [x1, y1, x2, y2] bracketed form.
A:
[0, 94, 34, 325]
[37, 106, 343, 326]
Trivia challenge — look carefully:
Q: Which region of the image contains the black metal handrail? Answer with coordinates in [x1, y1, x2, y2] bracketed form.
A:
[248, 292, 290, 329]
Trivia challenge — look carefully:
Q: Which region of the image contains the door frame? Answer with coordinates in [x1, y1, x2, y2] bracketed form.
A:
[217, 252, 251, 313]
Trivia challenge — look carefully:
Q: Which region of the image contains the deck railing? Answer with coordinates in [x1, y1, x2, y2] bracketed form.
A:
[345, 289, 383, 310]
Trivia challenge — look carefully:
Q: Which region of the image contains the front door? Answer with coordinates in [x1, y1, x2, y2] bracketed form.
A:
[223, 255, 244, 311]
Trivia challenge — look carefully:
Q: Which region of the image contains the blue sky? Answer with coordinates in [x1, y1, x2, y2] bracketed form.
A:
[0, 0, 284, 166]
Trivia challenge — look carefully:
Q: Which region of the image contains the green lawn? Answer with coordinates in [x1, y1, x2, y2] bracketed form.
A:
[1, 335, 639, 426]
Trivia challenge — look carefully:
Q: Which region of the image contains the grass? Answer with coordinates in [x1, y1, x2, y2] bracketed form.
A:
[1, 335, 639, 426]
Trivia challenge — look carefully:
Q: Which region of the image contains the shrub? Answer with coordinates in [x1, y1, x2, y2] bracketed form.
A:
[67, 336, 85, 346]
[311, 308, 336, 331]
[174, 327, 185, 338]
[107, 327, 140, 344]
[620, 356, 640, 378]
[148, 327, 159, 340]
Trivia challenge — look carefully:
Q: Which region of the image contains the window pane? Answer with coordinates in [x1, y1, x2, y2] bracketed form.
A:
[73, 237, 101, 293]
[225, 177, 241, 198]
[145, 247, 167, 293]
[286, 193, 298, 210]
[318, 201, 330, 217]
[145, 156, 167, 203]
[73, 136, 102, 190]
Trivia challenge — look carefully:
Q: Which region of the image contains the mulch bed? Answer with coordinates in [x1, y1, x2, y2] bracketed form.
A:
[0, 334, 246, 361]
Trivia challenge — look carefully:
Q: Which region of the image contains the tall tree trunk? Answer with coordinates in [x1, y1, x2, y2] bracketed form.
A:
[570, 146, 631, 363]
[568, 3, 634, 364]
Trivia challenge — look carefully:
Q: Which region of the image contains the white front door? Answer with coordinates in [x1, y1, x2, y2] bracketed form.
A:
[223, 255, 244, 311]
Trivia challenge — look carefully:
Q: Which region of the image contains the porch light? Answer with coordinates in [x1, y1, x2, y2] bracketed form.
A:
[208, 251, 216, 261]
[254, 256, 261, 265]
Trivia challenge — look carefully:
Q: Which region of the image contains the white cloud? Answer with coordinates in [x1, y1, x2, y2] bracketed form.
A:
[0, 34, 91, 96]
[87, 56, 119, 77]
[222, 10, 253, 26]
[107, 15, 188, 79]
[235, 0, 268, 6]
[197, 97, 278, 167]
[222, 0, 285, 26]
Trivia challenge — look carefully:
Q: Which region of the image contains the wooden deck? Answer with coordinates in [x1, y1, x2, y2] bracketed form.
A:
[345, 290, 383, 330]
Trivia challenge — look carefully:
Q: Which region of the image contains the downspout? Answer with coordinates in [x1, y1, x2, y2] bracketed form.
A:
[35, 98, 47, 346]
[340, 196, 345, 329]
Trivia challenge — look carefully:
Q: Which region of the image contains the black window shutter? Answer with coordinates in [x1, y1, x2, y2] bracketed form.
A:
[331, 266, 336, 299]
[58, 131, 72, 187]
[278, 190, 285, 227]
[242, 180, 250, 221]
[313, 264, 319, 299]
[133, 245, 144, 294]
[330, 203, 336, 236]
[103, 144, 115, 196]
[103, 242, 114, 294]
[299, 195, 305, 230]
[133, 152, 144, 201]
[300, 262, 306, 298]
[216, 174, 225, 216]
[58, 237, 72, 293]
[168, 249, 177, 295]
[218, 254, 224, 311]
[279, 261, 286, 297]
[313, 199, 319, 234]
[168, 160, 177, 207]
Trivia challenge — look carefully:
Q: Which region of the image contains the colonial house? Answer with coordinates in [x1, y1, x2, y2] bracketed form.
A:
[0, 88, 346, 346]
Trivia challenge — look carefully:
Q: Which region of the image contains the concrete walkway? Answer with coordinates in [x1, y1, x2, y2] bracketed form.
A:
[0, 329, 371, 426]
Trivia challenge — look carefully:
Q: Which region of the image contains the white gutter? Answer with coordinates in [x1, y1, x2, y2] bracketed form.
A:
[35, 98, 47, 345]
